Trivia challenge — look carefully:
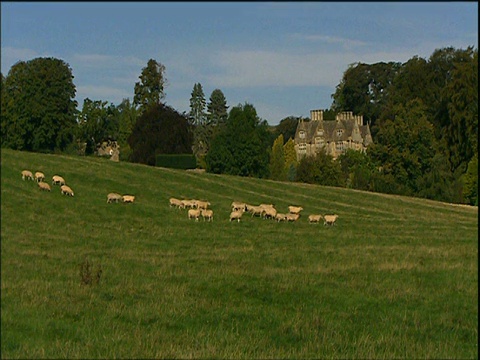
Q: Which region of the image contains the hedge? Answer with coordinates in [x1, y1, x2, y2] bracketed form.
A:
[155, 154, 197, 169]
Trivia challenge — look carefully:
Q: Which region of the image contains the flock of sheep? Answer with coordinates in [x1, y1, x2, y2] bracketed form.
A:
[22, 168, 337, 225]
[21, 169, 135, 203]
[21, 169, 74, 196]
[169, 197, 339, 225]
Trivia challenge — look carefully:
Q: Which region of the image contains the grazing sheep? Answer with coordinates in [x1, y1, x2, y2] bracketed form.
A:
[21, 170, 34, 181]
[169, 197, 184, 208]
[275, 213, 287, 222]
[107, 192, 122, 203]
[196, 200, 211, 210]
[288, 206, 303, 214]
[285, 213, 300, 222]
[181, 199, 196, 209]
[248, 205, 265, 217]
[262, 206, 277, 220]
[52, 175, 66, 186]
[61, 185, 74, 197]
[38, 181, 51, 192]
[323, 214, 339, 226]
[308, 214, 323, 223]
[35, 171, 45, 183]
[231, 201, 247, 212]
[230, 210, 244, 222]
[201, 209, 214, 222]
[188, 208, 201, 221]
[122, 195, 135, 203]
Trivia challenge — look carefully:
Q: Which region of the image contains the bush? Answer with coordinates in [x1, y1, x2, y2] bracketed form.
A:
[156, 154, 197, 169]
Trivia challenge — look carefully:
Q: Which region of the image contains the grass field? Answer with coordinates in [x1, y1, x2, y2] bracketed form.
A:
[1, 148, 478, 359]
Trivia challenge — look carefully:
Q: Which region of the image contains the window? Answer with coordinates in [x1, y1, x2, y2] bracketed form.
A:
[315, 137, 324, 149]
[298, 143, 307, 153]
[299, 131, 306, 139]
[336, 129, 343, 137]
[336, 141, 344, 152]
[317, 129, 324, 136]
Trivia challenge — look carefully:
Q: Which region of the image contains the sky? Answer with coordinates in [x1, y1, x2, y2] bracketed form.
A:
[1, 2, 478, 125]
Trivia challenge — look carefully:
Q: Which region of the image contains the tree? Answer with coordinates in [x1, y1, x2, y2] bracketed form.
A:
[76, 98, 118, 155]
[295, 149, 343, 187]
[189, 83, 206, 125]
[1, 57, 77, 152]
[269, 134, 286, 181]
[462, 155, 478, 205]
[338, 149, 375, 190]
[133, 59, 167, 114]
[283, 138, 298, 181]
[205, 103, 270, 178]
[273, 116, 300, 143]
[207, 89, 228, 125]
[116, 98, 139, 161]
[128, 103, 193, 166]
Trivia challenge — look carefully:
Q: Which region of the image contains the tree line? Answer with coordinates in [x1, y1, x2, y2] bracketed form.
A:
[1, 46, 477, 205]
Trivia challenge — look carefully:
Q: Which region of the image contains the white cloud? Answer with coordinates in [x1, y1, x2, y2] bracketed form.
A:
[290, 33, 368, 49]
[0, 47, 49, 73]
[70, 53, 145, 68]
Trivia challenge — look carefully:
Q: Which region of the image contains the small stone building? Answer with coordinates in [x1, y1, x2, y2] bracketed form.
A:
[96, 140, 120, 162]
[294, 110, 373, 161]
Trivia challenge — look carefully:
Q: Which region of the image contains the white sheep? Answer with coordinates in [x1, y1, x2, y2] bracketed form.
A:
[288, 206, 303, 214]
[21, 170, 34, 181]
[262, 206, 277, 219]
[35, 171, 45, 183]
[230, 210, 243, 222]
[188, 208, 201, 221]
[201, 209, 214, 222]
[231, 201, 247, 212]
[61, 185, 74, 197]
[122, 195, 135, 203]
[323, 214, 339, 226]
[38, 181, 51, 192]
[52, 175, 66, 186]
[181, 199, 196, 209]
[107, 193, 122, 203]
[196, 200, 211, 210]
[248, 205, 264, 217]
[308, 214, 323, 223]
[275, 213, 287, 222]
[285, 213, 300, 222]
[169, 197, 184, 208]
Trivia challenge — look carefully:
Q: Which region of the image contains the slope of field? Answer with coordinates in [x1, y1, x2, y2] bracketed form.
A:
[1, 148, 478, 359]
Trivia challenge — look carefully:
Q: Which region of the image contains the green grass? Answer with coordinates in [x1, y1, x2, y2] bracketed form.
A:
[1, 148, 478, 359]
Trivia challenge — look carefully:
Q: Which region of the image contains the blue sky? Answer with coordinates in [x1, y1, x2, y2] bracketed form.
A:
[1, 2, 477, 125]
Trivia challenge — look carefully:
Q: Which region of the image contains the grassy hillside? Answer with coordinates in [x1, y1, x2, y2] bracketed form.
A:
[1, 148, 478, 359]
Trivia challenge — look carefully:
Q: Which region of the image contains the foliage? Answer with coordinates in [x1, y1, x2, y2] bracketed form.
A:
[462, 155, 478, 205]
[207, 89, 228, 125]
[115, 98, 139, 161]
[189, 83, 207, 125]
[283, 138, 298, 181]
[295, 150, 344, 187]
[76, 98, 118, 155]
[338, 149, 376, 190]
[206, 103, 270, 178]
[128, 103, 193, 166]
[133, 59, 167, 114]
[269, 134, 286, 181]
[273, 116, 299, 143]
[1, 57, 77, 152]
[156, 154, 197, 169]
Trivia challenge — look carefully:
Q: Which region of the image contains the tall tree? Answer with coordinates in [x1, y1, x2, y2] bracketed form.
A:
[206, 103, 270, 178]
[116, 98, 139, 161]
[269, 134, 286, 181]
[207, 89, 228, 125]
[189, 83, 206, 125]
[283, 138, 298, 181]
[1, 57, 77, 152]
[273, 116, 300, 143]
[133, 59, 167, 114]
[128, 103, 193, 166]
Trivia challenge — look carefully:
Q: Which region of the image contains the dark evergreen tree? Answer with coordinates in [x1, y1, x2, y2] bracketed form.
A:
[207, 89, 228, 125]
[133, 59, 167, 114]
[189, 83, 206, 125]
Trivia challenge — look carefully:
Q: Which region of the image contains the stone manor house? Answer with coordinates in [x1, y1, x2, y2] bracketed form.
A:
[294, 110, 373, 161]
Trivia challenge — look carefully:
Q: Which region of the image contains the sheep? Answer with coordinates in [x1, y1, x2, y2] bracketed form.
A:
[61, 185, 74, 197]
[35, 171, 45, 183]
[107, 192, 122, 203]
[38, 181, 51, 192]
[308, 214, 323, 224]
[231, 201, 247, 212]
[248, 205, 265, 217]
[201, 209, 214, 222]
[52, 175, 66, 186]
[323, 214, 339, 226]
[21, 170, 34, 181]
[122, 195, 135, 203]
[285, 213, 300, 222]
[275, 213, 287, 222]
[188, 208, 201, 221]
[230, 210, 243, 222]
[169, 197, 184, 208]
[181, 199, 196, 209]
[262, 206, 277, 220]
[288, 206, 304, 214]
[196, 200, 211, 210]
